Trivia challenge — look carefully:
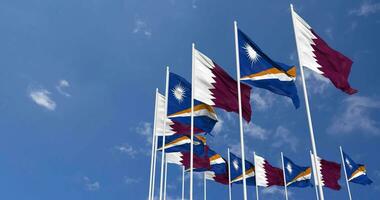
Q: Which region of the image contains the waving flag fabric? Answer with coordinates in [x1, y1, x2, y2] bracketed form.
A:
[342, 151, 373, 185]
[166, 142, 211, 171]
[204, 149, 229, 185]
[157, 135, 205, 153]
[229, 152, 255, 185]
[167, 72, 218, 134]
[238, 29, 300, 108]
[291, 8, 357, 94]
[311, 154, 341, 190]
[254, 154, 284, 187]
[283, 156, 312, 187]
[194, 48, 252, 122]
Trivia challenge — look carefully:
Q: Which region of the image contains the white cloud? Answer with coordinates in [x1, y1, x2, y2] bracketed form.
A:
[133, 19, 152, 37]
[191, 0, 198, 9]
[244, 122, 269, 140]
[212, 117, 223, 135]
[301, 69, 330, 94]
[136, 122, 153, 143]
[350, 2, 380, 16]
[115, 143, 138, 158]
[328, 96, 380, 135]
[250, 91, 276, 111]
[83, 176, 100, 191]
[56, 79, 71, 97]
[124, 177, 141, 184]
[29, 88, 56, 111]
[271, 126, 299, 152]
[261, 187, 292, 197]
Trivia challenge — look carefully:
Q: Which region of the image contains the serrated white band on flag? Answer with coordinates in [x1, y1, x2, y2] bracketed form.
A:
[254, 154, 269, 187]
[292, 9, 323, 74]
[310, 153, 325, 186]
[166, 152, 183, 165]
[193, 49, 216, 106]
[155, 93, 176, 136]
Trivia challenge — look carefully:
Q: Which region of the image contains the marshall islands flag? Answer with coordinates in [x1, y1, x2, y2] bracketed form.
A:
[237, 29, 300, 108]
[229, 152, 256, 185]
[283, 156, 312, 187]
[342, 151, 373, 185]
[167, 72, 218, 134]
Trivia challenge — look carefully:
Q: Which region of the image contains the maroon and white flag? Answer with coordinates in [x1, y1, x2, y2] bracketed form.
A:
[194, 48, 252, 122]
[292, 8, 357, 94]
[254, 153, 284, 187]
[311, 153, 341, 190]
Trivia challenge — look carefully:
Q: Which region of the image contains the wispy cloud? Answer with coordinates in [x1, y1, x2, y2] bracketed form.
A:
[136, 122, 153, 143]
[29, 88, 56, 111]
[328, 96, 380, 135]
[114, 143, 138, 158]
[191, 0, 198, 9]
[133, 19, 152, 37]
[261, 187, 292, 197]
[56, 79, 71, 97]
[271, 126, 299, 152]
[83, 176, 100, 191]
[301, 69, 330, 94]
[350, 1, 380, 16]
[250, 90, 276, 111]
[124, 176, 141, 184]
[244, 122, 269, 140]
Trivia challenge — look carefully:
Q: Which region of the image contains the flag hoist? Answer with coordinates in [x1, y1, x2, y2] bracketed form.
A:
[148, 88, 159, 200]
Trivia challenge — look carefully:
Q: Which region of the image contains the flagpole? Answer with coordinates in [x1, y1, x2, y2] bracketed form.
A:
[233, 20, 248, 200]
[151, 113, 159, 200]
[290, 4, 324, 200]
[190, 43, 195, 200]
[227, 148, 232, 200]
[204, 172, 207, 200]
[254, 152, 259, 200]
[159, 66, 170, 200]
[281, 152, 289, 200]
[340, 146, 353, 200]
[148, 89, 159, 200]
[310, 151, 320, 200]
[163, 156, 168, 200]
[182, 166, 185, 200]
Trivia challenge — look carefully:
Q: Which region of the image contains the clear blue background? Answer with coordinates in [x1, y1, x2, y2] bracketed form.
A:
[0, 0, 379, 199]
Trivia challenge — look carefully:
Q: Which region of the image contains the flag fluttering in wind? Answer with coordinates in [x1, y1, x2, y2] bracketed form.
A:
[204, 149, 229, 185]
[311, 153, 341, 190]
[254, 153, 284, 187]
[229, 152, 256, 185]
[157, 135, 205, 153]
[193, 48, 252, 122]
[283, 156, 312, 187]
[167, 72, 218, 134]
[342, 151, 373, 185]
[237, 29, 300, 108]
[291, 8, 357, 94]
[166, 142, 211, 171]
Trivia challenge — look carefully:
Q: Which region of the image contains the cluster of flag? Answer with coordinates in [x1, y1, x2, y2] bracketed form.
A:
[147, 4, 372, 200]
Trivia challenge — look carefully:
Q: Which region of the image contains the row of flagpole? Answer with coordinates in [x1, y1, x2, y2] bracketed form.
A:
[146, 4, 361, 200]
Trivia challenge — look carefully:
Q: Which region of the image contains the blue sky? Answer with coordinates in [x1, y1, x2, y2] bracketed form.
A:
[0, 0, 379, 199]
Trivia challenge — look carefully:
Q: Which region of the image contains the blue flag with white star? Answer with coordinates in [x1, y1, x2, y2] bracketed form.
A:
[167, 72, 218, 134]
[237, 29, 300, 108]
[283, 156, 312, 187]
[343, 151, 373, 185]
[229, 152, 255, 185]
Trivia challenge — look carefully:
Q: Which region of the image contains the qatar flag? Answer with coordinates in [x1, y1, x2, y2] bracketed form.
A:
[292, 7, 357, 94]
[311, 153, 342, 190]
[193, 48, 252, 122]
[254, 153, 284, 187]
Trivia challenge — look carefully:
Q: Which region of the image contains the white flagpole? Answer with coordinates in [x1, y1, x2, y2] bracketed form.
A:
[159, 67, 170, 200]
[253, 152, 259, 200]
[340, 146, 353, 200]
[190, 43, 195, 200]
[151, 113, 160, 200]
[149, 89, 159, 200]
[233, 20, 248, 200]
[281, 152, 289, 200]
[163, 156, 168, 200]
[227, 148, 232, 200]
[182, 166, 185, 200]
[204, 172, 207, 200]
[290, 4, 324, 200]
[310, 151, 320, 200]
